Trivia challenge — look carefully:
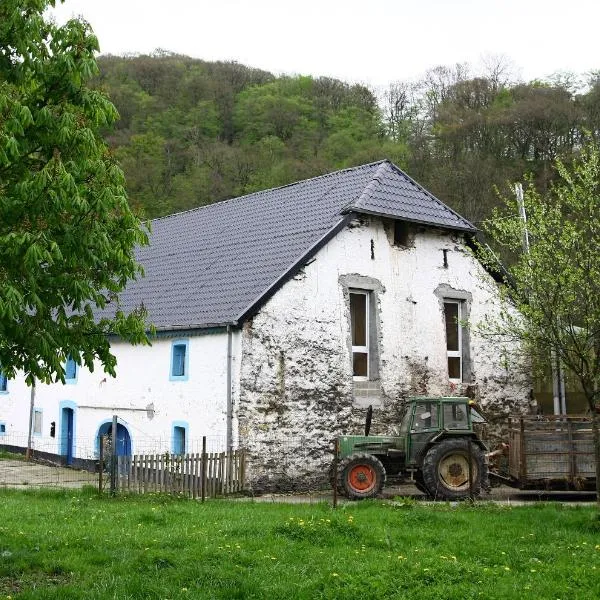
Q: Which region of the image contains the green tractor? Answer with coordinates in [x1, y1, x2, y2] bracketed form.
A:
[334, 396, 489, 500]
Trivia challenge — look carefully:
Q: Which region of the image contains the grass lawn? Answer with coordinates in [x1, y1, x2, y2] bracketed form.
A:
[0, 489, 598, 599]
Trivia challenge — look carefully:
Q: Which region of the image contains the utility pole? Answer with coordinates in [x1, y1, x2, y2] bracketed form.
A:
[516, 183, 563, 415]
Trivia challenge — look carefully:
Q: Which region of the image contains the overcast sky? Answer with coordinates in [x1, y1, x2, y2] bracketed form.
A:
[50, 0, 600, 89]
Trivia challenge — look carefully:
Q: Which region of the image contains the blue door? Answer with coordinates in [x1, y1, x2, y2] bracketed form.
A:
[61, 408, 74, 465]
[98, 422, 132, 457]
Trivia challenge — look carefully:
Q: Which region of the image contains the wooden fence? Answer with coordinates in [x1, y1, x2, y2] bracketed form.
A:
[116, 450, 245, 498]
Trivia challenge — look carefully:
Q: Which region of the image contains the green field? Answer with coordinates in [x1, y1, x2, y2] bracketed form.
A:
[0, 489, 598, 599]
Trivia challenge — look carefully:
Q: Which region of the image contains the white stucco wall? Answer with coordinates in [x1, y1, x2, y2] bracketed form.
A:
[0, 330, 241, 461]
[238, 216, 532, 490]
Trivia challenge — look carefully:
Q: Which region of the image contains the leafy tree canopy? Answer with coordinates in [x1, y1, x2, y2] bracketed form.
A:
[0, 0, 150, 384]
[479, 142, 600, 501]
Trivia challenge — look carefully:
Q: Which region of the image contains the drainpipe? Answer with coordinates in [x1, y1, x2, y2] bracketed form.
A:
[226, 325, 233, 451]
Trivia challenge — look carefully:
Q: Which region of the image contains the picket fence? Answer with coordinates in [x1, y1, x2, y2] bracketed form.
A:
[116, 450, 245, 498]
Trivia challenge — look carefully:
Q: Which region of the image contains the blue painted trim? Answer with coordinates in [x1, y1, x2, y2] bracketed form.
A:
[33, 408, 43, 437]
[0, 370, 8, 394]
[0, 422, 6, 435]
[58, 400, 77, 459]
[64, 356, 78, 385]
[169, 339, 189, 381]
[171, 420, 189, 454]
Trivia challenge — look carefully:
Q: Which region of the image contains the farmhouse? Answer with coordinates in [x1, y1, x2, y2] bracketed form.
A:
[1, 160, 532, 488]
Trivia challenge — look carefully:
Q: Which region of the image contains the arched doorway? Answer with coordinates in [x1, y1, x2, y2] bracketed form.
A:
[97, 421, 132, 457]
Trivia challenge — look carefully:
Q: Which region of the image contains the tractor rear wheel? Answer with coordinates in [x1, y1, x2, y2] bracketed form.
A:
[421, 438, 485, 500]
[338, 453, 386, 499]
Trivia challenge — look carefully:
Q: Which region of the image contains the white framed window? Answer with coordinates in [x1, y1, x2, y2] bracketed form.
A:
[444, 300, 462, 382]
[33, 409, 43, 436]
[350, 291, 369, 379]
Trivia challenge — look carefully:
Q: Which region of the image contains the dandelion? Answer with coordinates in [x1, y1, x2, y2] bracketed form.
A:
[331, 573, 339, 577]
[504, 567, 510, 571]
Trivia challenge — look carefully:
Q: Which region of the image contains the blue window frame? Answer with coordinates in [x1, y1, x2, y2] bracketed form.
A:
[169, 340, 189, 381]
[172, 421, 189, 455]
[0, 371, 7, 393]
[65, 355, 78, 384]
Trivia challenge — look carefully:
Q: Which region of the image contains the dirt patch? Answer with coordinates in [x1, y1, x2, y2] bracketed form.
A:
[0, 460, 97, 489]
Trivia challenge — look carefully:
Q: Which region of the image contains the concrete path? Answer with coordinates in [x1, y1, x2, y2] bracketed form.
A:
[0, 459, 98, 489]
[239, 484, 597, 505]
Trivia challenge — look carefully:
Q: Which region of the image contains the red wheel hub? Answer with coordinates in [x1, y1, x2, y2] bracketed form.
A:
[348, 464, 376, 492]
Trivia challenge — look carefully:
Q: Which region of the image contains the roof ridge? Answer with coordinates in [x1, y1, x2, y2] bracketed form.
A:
[351, 160, 392, 211]
[151, 159, 388, 224]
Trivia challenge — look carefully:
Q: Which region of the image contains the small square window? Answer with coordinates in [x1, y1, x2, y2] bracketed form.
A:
[394, 221, 410, 247]
[173, 425, 186, 455]
[170, 340, 189, 381]
[33, 409, 42, 436]
[0, 423, 6, 434]
[65, 356, 77, 383]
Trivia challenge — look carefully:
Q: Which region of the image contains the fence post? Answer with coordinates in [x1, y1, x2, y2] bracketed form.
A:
[98, 436, 104, 494]
[468, 438, 474, 502]
[201, 436, 207, 503]
[110, 415, 117, 496]
[332, 438, 339, 509]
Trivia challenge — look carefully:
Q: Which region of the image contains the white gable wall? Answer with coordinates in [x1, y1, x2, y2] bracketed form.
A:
[238, 215, 531, 490]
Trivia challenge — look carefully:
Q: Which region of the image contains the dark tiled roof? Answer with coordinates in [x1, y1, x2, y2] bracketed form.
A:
[112, 160, 475, 330]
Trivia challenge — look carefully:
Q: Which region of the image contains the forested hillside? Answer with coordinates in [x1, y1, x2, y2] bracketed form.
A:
[94, 53, 600, 223]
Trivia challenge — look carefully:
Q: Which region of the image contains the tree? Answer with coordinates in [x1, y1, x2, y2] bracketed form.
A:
[0, 0, 150, 384]
[480, 142, 600, 504]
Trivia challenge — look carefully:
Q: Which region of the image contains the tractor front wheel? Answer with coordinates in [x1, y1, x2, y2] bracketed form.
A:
[421, 438, 485, 500]
[338, 453, 386, 499]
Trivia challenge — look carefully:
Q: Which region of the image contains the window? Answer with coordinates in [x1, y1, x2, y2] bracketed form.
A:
[443, 403, 468, 429]
[65, 355, 77, 383]
[444, 301, 462, 381]
[170, 340, 189, 381]
[172, 425, 187, 455]
[350, 291, 369, 379]
[394, 221, 410, 247]
[0, 423, 6, 435]
[413, 401, 439, 430]
[33, 409, 42, 436]
[0, 371, 7, 393]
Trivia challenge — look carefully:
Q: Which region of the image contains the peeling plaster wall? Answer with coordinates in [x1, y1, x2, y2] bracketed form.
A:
[238, 216, 532, 490]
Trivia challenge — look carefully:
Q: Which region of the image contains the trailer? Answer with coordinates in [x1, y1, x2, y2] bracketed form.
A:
[491, 415, 596, 490]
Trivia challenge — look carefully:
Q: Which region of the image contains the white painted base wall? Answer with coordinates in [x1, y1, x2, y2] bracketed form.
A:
[0, 330, 241, 461]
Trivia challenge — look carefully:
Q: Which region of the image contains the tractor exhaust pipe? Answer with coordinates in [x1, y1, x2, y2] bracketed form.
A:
[365, 405, 373, 436]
